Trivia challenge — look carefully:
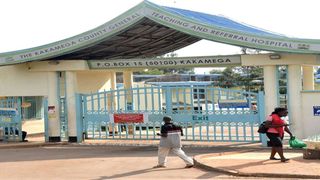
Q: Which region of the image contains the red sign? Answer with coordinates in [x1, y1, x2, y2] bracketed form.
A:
[113, 113, 144, 123]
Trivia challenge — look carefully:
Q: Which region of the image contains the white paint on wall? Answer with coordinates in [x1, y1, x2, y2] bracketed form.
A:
[28, 60, 89, 72]
[65, 71, 78, 137]
[241, 54, 320, 66]
[47, 72, 60, 136]
[288, 65, 304, 138]
[301, 91, 320, 138]
[263, 66, 278, 117]
[302, 66, 315, 91]
[76, 71, 113, 94]
[0, 64, 48, 96]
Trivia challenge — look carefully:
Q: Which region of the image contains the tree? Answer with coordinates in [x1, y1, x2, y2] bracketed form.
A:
[216, 67, 239, 88]
[209, 69, 223, 74]
[233, 66, 263, 91]
[159, 67, 194, 74]
[215, 66, 263, 91]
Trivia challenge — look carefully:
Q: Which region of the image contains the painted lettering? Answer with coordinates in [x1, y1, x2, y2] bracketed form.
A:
[251, 38, 293, 48]
[204, 59, 212, 64]
[20, 53, 32, 59]
[108, 13, 140, 30]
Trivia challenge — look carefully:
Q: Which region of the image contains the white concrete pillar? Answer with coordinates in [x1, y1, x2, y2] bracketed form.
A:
[109, 71, 118, 110]
[302, 66, 314, 91]
[123, 71, 133, 88]
[263, 66, 278, 116]
[122, 71, 134, 134]
[123, 71, 133, 103]
[288, 65, 304, 138]
[47, 72, 60, 142]
[108, 71, 118, 133]
[65, 71, 78, 142]
[104, 72, 117, 110]
[110, 71, 117, 90]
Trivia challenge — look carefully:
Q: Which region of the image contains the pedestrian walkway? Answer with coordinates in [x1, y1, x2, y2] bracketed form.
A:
[1, 135, 319, 179]
[194, 149, 320, 179]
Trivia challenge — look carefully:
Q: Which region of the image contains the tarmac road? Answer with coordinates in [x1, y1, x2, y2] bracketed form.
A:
[0, 145, 276, 180]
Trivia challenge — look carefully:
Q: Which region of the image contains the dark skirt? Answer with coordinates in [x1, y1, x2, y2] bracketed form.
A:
[266, 132, 283, 147]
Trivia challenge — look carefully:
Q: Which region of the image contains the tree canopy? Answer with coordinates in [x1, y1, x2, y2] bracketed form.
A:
[212, 66, 263, 91]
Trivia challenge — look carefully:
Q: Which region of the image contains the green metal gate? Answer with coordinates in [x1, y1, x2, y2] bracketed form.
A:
[80, 85, 264, 142]
[0, 97, 22, 142]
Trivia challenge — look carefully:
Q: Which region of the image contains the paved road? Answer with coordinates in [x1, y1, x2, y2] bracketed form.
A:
[0, 145, 276, 180]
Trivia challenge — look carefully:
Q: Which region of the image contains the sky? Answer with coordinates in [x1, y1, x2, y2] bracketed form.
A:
[1, 0, 319, 73]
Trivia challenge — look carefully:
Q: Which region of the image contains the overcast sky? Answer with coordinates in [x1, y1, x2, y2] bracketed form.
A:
[1, 0, 319, 73]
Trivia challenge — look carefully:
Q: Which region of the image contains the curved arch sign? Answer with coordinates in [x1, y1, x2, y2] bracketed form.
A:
[1, 1, 320, 66]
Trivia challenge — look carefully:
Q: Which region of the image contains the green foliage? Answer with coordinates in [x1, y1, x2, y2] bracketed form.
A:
[235, 66, 263, 91]
[135, 69, 164, 75]
[159, 67, 194, 74]
[209, 69, 223, 74]
[216, 67, 239, 88]
[135, 67, 194, 75]
[214, 66, 263, 91]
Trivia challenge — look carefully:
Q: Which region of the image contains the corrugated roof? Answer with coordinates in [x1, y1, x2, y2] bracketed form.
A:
[163, 6, 284, 37]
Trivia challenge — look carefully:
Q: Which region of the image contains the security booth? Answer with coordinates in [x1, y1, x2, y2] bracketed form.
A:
[0, 1, 320, 143]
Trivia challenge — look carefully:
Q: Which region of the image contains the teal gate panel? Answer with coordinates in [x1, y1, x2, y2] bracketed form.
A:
[80, 86, 263, 142]
[59, 97, 68, 140]
[0, 97, 22, 142]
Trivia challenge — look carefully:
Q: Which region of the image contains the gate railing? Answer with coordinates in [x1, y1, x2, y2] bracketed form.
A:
[0, 97, 22, 142]
[80, 86, 263, 142]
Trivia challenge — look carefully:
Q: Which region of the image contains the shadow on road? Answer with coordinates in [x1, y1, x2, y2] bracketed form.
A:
[0, 145, 245, 163]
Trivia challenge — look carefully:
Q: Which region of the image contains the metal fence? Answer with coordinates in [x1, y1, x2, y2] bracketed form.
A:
[0, 97, 22, 142]
[80, 86, 263, 142]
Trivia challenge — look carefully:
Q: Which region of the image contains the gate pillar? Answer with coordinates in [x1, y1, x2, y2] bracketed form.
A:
[123, 71, 134, 133]
[65, 71, 81, 142]
[123, 70, 133, 104]
[263, 66, 278, 116]
[288, 65, 304, 138]
[47, 72, 61, 142]
[108, 71, 118, 133]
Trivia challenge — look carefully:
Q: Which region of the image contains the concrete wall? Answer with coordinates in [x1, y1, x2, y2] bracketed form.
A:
[76, 71, 113, 94]
[0, 64, 48, 96]
[28, 60, 89, 72]
[0, 60, 93, 96]
[301, 91, 320, 138]
[241, 54, 320, 66]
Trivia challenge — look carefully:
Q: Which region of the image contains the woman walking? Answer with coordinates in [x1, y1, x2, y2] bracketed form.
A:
[266, 107, 293, 162]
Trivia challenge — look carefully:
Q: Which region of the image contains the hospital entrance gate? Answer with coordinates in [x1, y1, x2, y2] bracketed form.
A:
[0, 97, 22, 142]
[80, 86, 264, 142]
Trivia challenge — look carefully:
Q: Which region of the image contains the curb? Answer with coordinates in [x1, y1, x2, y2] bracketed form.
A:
[193, 154, 320, 179]
[0, 142, 68, 149]
[0, 140, 305, 150]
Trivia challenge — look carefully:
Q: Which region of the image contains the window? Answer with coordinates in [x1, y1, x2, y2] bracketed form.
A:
[22, 96, 43, 120]
[193, 88, 205, 99]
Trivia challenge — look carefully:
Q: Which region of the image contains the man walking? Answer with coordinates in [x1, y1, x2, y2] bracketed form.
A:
[153, 116, 194, 168]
